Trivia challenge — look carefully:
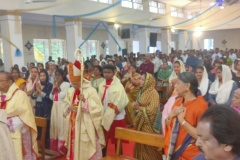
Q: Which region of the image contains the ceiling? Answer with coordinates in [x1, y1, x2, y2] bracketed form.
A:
[0, 0, 240, 31]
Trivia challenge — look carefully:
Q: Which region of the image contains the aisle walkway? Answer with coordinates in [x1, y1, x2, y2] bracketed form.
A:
[54, 139, 135, 160]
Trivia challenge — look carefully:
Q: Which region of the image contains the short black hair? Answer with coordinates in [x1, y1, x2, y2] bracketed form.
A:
[94, 65, 103, 76]
[130, 65, 137, 70]
[217, 65, 222, 71]
[178, 72, 198, 97]
[102, 64, 116, 71]
[55, 68, 69, 82]
[199, 106, 240, 156]
[11, 67, 20, 74]
[31, 66, 38, 71]
[197, 66, 204, 71]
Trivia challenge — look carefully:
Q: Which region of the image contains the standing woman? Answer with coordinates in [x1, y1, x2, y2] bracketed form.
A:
[209, 64, 238, 106]
[132, 73, 162, 160]
[164, 72, 207, 159]
[31, 69, 53, 148]
[90, 66, 104, 92]
[162, 60, 185, 135]
[50, 69, 71, 154]
[195, 66, 212, 101]
[122, 65, 141, 127]
[11, 67, 26, 91]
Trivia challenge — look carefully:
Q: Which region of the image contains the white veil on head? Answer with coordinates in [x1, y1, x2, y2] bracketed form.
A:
[169, 60, 186, 82]
[198, 66, 209, 96]
[209, 64, 234, 104]
[221, 65, 233, 84]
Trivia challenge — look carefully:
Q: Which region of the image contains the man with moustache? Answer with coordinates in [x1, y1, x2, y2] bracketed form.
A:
[194, 106, 240, 160]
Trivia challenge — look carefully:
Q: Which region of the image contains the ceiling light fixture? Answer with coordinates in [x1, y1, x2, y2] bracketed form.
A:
[171, 28, 175, 33]
[195, 26, 203, 37]
[114, 23, 120, 29]
[210, 2, 215, 6]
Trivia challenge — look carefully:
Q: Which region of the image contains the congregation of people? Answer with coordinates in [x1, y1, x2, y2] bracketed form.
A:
[0, 47, 240, 160]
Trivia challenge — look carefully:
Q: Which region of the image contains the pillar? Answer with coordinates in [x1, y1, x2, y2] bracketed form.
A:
[138, 28, 149, 53]
[107, 23, 121, 55]
[0, 14, 25, 71]
[161, 29, 171, 54]
[65, 19, 82, 62]
[178, 31, 189, 51]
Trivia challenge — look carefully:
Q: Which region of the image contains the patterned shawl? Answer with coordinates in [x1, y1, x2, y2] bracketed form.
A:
[135, 73, 160, 133]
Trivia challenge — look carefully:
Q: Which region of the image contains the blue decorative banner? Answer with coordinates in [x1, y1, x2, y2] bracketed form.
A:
[78, 21, 121, 51]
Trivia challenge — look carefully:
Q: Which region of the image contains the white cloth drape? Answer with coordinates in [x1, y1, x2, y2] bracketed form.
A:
[198, 66, 209, 96]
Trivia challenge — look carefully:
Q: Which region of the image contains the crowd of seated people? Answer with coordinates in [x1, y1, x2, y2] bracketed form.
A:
[0, 47, 240, 160]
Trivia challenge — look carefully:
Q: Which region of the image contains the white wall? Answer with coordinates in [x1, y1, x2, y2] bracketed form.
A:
[191, 29, 240, 50]
[21, 24, 109, 65]
[3, 22, 240, 68]
[22, 24, 66, 65]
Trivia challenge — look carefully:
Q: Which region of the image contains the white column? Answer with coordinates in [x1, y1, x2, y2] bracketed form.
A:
[161, 29, 171, 54]
[65, 19, 82, 62]
[138, 28, 149, 53]
[108, 23, 121, 55]
[178, 31, 189, 51]
[0, 14, 25, 71]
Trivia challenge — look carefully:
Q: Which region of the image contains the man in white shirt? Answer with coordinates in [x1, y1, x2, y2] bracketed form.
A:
[211, 48, 222, 61]
[151, 53, 161, 78]
[181, 51, 188, 63]
[136, 54, 143, 68]
[229, 49, 237, 62]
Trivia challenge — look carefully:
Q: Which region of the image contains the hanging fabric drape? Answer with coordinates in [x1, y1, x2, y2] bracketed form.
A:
[185, 32, 193, 49]
[78, 21, 121, 51]
[0, 33, 22, 57]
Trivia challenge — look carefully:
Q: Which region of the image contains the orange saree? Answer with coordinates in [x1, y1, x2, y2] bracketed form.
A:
[164, 96, 207, 160]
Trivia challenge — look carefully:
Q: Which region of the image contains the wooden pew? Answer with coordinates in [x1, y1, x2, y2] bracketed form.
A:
[102, 127, 165, 160]
[155, 86, 168, 105]
[35, 116, 47, 160]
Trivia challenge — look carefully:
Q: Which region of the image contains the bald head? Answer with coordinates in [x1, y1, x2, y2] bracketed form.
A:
[0, 72, 14, 82]
[0, 72, 14, 93]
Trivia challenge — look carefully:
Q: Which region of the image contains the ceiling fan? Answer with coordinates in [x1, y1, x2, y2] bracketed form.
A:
[23, 0, 57, 3]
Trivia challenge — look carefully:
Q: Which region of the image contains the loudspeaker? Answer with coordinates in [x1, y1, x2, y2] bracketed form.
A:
[121, 29, 130, 39]
[150, 33, 157, 47]
[122, 49, 128, 56]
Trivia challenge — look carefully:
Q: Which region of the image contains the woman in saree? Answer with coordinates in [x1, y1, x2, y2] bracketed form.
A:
[90, 65, 104, 92]
[11, 67, 26, 90]
[132, 73, 162, 160]
[121, 65, 141, 127]
[164, 72, 208, 160]
[162, 60, 185, 135]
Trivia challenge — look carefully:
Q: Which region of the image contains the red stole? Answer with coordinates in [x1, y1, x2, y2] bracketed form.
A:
[53, 88, 59, 101]
[101, 79, 113, 102]
[0, 89, 19, 109]
[69, 89, 80, 160]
